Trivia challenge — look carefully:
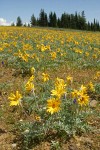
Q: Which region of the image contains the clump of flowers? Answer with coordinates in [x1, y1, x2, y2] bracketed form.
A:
[51, 77, 66, 99]
[46, 77, 66, 114]
[71, 84, 90, 106]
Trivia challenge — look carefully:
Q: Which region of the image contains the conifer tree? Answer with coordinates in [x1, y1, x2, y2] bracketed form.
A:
[29, 9, 100, 31]
[30, 14, 36, 26]
[49, 12, 53, 27]
[16, 16, 23, 26]
[52, 12, 57, 27]
[39, 9, 48, 26]
[57, 17, 61, 28]
[87, 21, 91, 30]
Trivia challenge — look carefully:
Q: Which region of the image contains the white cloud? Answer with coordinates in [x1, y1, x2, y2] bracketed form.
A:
[0, 18, 11, 26]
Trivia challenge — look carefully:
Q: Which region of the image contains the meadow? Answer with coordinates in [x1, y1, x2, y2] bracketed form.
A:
[0, 26, 100, 150]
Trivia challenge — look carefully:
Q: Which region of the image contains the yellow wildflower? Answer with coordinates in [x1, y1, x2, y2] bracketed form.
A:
[87, 82, 95, 92]
[0, 48, 3, 51]
[50, 52, 56, 59]
[47, 98, 61, 114]
[8, 91, 22, 106]
[78, 94, 89, 106]
[25, 81, 34, 92]
[51, 86, 66, 99]
[42, 73, 50, 82]
[41, 44, 46, 52]
[55, 77, 66, 87]
[31, 67, 35, 74]
[28, 75, 34, 82]
[94, 71, 100, 80]
[66, 76, 73, 84]
[35, 115, 41, 121]
[85, 52, 89, 57]
[51, 77, 66, 98]
[71, 89, 80, 98]
[80, 85, 87, 93]
[21, 54, 28, 62]
[92, 54, 97, 59]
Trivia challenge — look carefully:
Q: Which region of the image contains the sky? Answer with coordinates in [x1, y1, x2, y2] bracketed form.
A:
[0, 0, 100, 25]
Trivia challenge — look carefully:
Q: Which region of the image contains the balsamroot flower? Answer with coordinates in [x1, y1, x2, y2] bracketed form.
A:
[77, 94, 89, 106]
[42, 73, 50, 82]
[95, 71, 100, 80]
[87, 81, 95, 92]
[71, 89, 80, 99]
[55, 77, 66, 87]
[25, 81, 34, 92]
[31, 67, 35, 74]
[35, 115, 41, 122]
[47, 98, 61, 114]
[25, 75, 35, 93]
[72, 84, 90, 107]
[80, 85, 87, 93]
[50, 52, 57, 59]
[28, 75, 34, 82]
[51, 77, 66, 98]
[66, 76, 73, 85]
[51, 86, 66, 99]
[8, 91, 22, 106]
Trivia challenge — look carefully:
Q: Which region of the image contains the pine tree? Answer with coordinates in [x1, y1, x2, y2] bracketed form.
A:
[49, 12, 53, 27]
[70, 14, 76, 29]
[93, 18, 97, 31]
[52, 12, 57, 27]
[61, 13, 66, 28]
[91, 22, 94, 31]
[36, 18, 39, 26]
[44, 13, 48, 26]
[74, 12, 78, 29]
[81, 11, 86, 30]
[16, 16, 23, 26]
[87, 21, 91, 30]
[39, 9, 48, 26]
[57, 17, 61, 28]
[30, 14, 36, 26]
[28, 9, 100, 31]
[96, 21, 100, 31]
[76, 11, 86, 30]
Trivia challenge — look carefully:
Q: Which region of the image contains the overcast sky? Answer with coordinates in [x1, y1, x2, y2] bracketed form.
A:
[0, 0, 100, 25]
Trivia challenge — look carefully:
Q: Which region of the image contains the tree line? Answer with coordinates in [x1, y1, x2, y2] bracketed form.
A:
[12, 9, 100, 31]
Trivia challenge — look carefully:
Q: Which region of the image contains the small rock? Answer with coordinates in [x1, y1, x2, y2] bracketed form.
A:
[90, 100, 98, 108]
[12, 143, 17, 148]
[80, 137, 93, 144]
[24, 129, 29, 133]
[68, 144, 78, 150]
